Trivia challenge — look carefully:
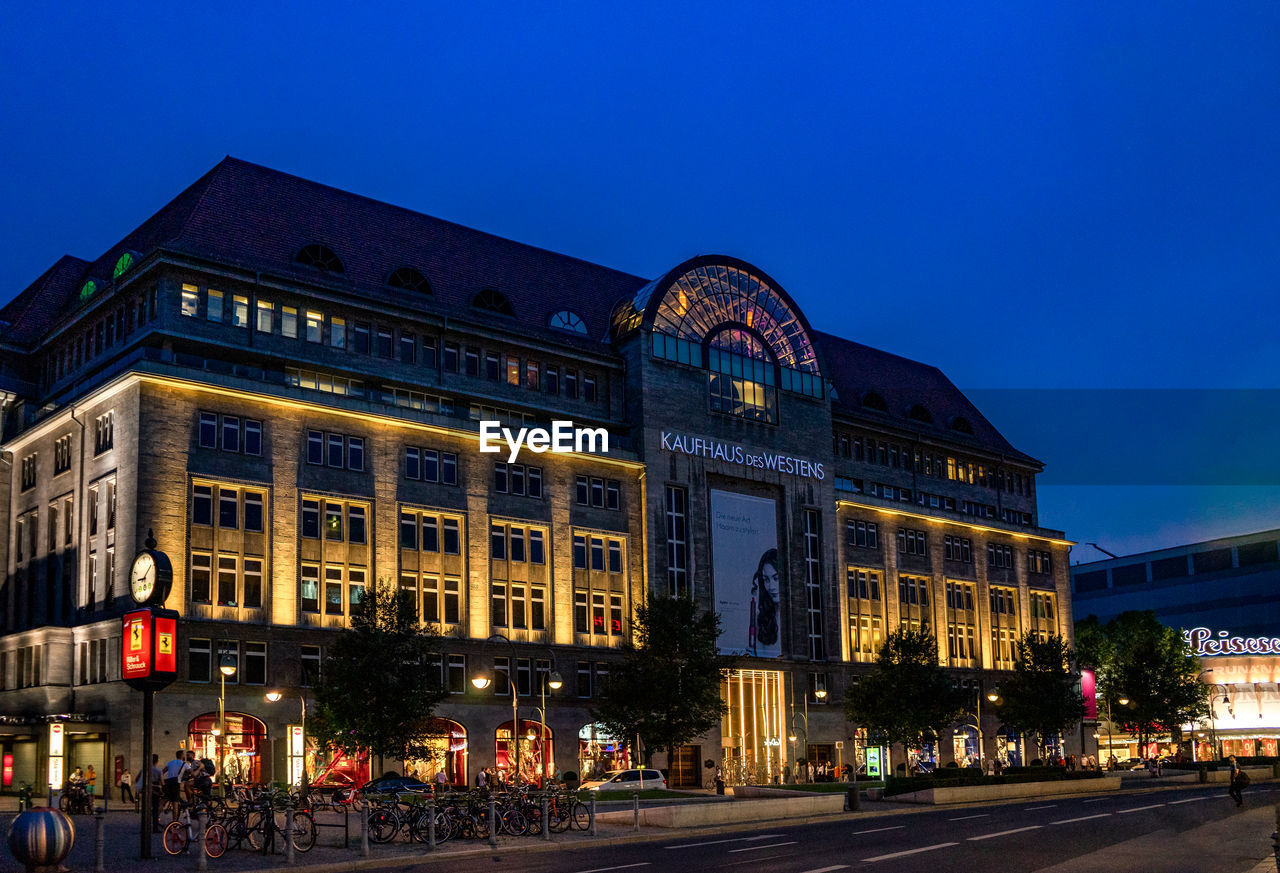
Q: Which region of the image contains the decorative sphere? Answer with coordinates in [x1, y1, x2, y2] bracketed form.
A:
[7, 807, 75, 871]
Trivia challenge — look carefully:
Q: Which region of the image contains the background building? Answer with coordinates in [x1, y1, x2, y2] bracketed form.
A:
[0, 158, 1072, 791]
[1072, 528, 1280, 761]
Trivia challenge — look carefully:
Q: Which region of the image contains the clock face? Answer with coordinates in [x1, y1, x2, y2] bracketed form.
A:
[131, 552, 157, 604]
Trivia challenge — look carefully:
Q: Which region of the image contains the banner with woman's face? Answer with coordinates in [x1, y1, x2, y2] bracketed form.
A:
[710, 489, 782, 658]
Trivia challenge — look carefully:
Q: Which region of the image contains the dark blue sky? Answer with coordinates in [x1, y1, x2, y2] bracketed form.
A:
[3, 2, 1278, 557]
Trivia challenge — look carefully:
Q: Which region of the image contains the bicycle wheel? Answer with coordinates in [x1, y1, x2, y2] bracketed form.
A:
[204, 823, 228, 858]
[549, 799, 571, 833]
[291, 812, 316, 852]
[368, 808, 400, 843]
[469, 812, 490, 840]
[162, 821, 189, 855]
[571, 800, 590, 830]
[246, 810, 270, 850]
[500, 807, 527, 836]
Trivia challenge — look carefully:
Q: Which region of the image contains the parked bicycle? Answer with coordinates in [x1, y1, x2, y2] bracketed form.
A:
[162, 800, 228, 858]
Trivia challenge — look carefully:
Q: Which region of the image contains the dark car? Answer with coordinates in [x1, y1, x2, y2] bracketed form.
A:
[361, 775, 431, 795]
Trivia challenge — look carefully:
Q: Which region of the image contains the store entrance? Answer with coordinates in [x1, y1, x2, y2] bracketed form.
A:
[722, 669, 786, 784]
[669, 744, 702, 788]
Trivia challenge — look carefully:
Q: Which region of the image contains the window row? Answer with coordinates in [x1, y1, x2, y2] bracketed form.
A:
[575, 476, 621, 510]
[572, 535, 625, 573]
[193, 485, 266, 532]
[405, 447, 459, 485]
[445, 343, 599, 403]
[190, 553, 265, 608]
[198, 412, 263, 455]
[831, 430, 1035, 496]
[494, 462, 543, 498]
[397, 510, 463, 554]
[300, 564, 367, 615]
[306, 430, 365, 471]
[42, 288, 157, 389]
[489, 523, 547, 564]
[301, 499, 368, 544]
[490, 582, 548, 630]
[399, 573, 463, 624]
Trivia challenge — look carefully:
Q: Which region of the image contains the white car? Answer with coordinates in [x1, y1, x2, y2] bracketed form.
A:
[580, 768, 667, 791]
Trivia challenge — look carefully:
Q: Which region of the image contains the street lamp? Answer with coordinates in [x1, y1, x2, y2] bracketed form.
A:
[217, 650, 237, 794]
[472, 634, 520, 782]
[537, 666, 563, 785]
[265, 691, 307, 788]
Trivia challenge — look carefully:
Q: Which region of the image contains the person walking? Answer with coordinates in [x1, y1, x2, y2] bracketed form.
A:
[119, 766, 136, 805]
[85, 765, 97, 797]
[1228, 755, 1249, 807]
[162, 750, 188, 821]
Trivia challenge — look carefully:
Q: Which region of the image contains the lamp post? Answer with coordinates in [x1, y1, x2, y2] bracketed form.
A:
[537, 668, 563, 785]
[472, 635, 520, 782]
[216, 650, 237, 794]
[265, 691, 307, 788]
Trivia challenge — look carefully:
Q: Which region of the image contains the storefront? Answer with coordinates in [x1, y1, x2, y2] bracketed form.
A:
[721, 669, 788, 784]
[496, 719, 553, 784]
[578, 724, 629, 781]
[187, 713, 266, 784]
[404, 718, 468, 787]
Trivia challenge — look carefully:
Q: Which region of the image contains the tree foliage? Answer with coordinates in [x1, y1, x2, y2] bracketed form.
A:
[845, 625, 967, 750]
[590, 596, 735, 764]
[311, 580, 447, 763]
[998, 633, 1085, 756]
[1074, 611, 1208, 752]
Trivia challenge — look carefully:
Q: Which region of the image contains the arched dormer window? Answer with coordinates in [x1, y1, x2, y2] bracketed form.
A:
[951, 416, 975, 435]
[549, 310, 588, 334]
[861, 392, 888, 413]
[907, 404, 933, 424]
[295, 244, 344, 274]
[471, 288, 514, 317]
[386, 267, 431, 294]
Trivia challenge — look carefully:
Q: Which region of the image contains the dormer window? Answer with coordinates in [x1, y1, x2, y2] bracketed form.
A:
[295, 244, 344, 274]
[387, 267, 431, 294]
[549, 310, 588, 334]
[951, 416, 974, 435]
[861, 392, 888, 412]
[907, 404, 933, 424]
[471, 288, 514, 317]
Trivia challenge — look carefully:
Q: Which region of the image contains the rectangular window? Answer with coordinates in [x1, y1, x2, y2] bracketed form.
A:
[376, 328, 393, 358]
[188, 639, 211, 683]
[608, 541, 622, 574]
[528, 466, 542, 498]
[590, 537, 605, 572]
[347, 436, 364, 471]
[531, 586, 546, 630]
[442, 452, 457, 485]
[443, 518, 460, 555]
[304, 310, 323, 343]
[54, 435, 72, 475]
[491, 524, 507, 561]
[447, 654, 465, 694]
[300, 645, 321, 686]
[591, 478, 605, 508]
[327, 433, 344, 468]
[525, 361, 540, 389]
[485, 352, 500, 381]
[564, 370, 578, 399]
[307, 430, 323, 465]
[329, 316, 346, 349]
[665, 486, 689, 596]
[256, 300, 273, 333]
[207, 289, 224, 322]
[405, 447, 421, 480]
[573, 534, 587, 570]
[422, 516, 439, 552]
[530, 529, 545, 564]
[610, 593, 623, 635]
[510, 528, 526, 563]
[422, 575, 439, 623]
[193, 485, 213, 526]
[576, 476, 589, 506]
[804, 509, 824, 661]
[348, 505, 367, 544]
[244, 420, 262, 455]
[400, 512, 418, 549]
[506, 356, 520, 386]
[574, 591, 588, 634]
[444, 342, 460, 372]
[491, 583, 507, 627]
[233, 295, 249, 328]
[494, 462, 508, 493]
[584, 374, 597, 403]
[221, 415, 240, 452]
[243, 559, 263, 609]
[301, 499, 320, 539]
[422, 336, 437, 369]
[546, 366, 559, 394]
[443, 577, 461, 623]
[349, 568, 366, 610]
[399, 332, 417, 364]
[244, 492, 264, 532]
[300, 564, 320, 612]
[282, 306, 298, 338]
[191, 553, 212, 603]
[217, 555, 238, 605]
[218, 489, 239, 529]
[94, 412, 114, 454]
[592, 592, 606, 634]
[353, 322, 371, 354]
[324, 503, 343, 541]
[181, 284, 199, 317]
[325, 566, 344, 615]
[606, 481, 620, 511]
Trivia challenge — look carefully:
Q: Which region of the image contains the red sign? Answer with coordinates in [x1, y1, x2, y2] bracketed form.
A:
[122, 608, 179, 690]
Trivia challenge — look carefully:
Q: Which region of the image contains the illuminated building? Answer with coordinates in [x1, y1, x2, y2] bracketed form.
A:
[0, 159, 1072, 789]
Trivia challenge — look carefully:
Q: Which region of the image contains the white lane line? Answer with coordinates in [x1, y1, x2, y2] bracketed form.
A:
[948, 813, 989, 821]
[573, 865, 650, 873]
[797, 867, 849, 873]
[1082, 797, 1111, 803]
[967, 825, 1042, 841]
[666, 835, 782, 849]
[1052, 813, 1111, 825]
[1118, 803, 1165, 814]
[728, 841, 798, 853]
[853, 825, 905, 835]
[1025, 804, 1057, 811]
[1168, 796, 1214, 805]
[864, 843, 958, 862]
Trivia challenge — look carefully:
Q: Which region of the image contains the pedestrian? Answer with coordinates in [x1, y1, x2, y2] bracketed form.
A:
[162, 750, 187, 821]
[434, 769, 448, 793]
[120, 766, 136, 805]
[783, 763, 791, 784]
[1067, 755, 1076, 772]
[137, 754, 163, 832]
[474, 767, 486, 789]
[85, 764, 97, 797]
[1228, 755, 1249, 807]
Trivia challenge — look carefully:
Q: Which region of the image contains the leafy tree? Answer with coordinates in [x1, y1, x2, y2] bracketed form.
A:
[311, 580, 447, 770]
[591, 595, 735, 765]
[998, 633, 1085, 758]
[1075, 611, 1208, 755]
[845, 625, 966, 752]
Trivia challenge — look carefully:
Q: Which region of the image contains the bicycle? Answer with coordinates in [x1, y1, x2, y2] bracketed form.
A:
[248, 792, 316, 853]
[162, 800, 228, 858]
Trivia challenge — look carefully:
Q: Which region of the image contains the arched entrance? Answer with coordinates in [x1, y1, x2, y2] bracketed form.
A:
[496, 720, 552, 784]
[952, 726, 979, 767]
[404, 718, 468, 787]
[188, 713, 266, 785]
[997, 726, 1024, 767]
[578, 724, 629, 782]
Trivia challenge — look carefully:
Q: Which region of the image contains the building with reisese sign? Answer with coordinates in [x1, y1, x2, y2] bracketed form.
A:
[0, 158, 1072, 791]
[1072, 528, 1280, 760]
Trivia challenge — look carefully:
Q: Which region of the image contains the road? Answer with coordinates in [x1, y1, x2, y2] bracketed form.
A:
[416, 783, 1280, 873]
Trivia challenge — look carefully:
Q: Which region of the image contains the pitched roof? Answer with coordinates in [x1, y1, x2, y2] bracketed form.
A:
[814, 330, 1039, 465]
[0, 255, 92, 347]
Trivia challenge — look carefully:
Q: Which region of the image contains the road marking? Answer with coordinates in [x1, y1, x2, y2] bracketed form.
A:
[967, 825, 1042, 841]
[1168, 796, 1213, 805]
[729, 841, 798, 853]
[1118, 803, 1165, 814]
[1025, 804, 1057, 811]
[797, 867, 848, 873]
[948, 813, 989, 821]
[1052, 813, 1111, 825]
[573, 865, 650, 873]
[864, 843, 958, 862]
[666, 835, 781, 849]
[1082, 797, 1111, 803]
[853, 825, 905, 835]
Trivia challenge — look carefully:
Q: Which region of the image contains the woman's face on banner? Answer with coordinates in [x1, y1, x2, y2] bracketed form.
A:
[760, 561, 779, 598]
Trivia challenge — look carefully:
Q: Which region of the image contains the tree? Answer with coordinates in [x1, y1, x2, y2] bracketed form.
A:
[998, 633, 1085, 758]
[591, 595, 735, 765]
[1075, 611, 1208, 756]
[311, 580, 447, 769]
[845, 625, 967, 753]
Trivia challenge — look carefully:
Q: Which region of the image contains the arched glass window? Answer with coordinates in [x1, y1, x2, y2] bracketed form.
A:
[549, 310, 588, 334]
[706, 327, 777, 422]
[295, 244, 345, 274]
[472, 289, 514, 317]
[907, 404, 933, 424]
[386, 267, 431, 294]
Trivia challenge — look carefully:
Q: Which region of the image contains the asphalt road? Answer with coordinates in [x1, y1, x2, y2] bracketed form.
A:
[421, 783, 1280, 873]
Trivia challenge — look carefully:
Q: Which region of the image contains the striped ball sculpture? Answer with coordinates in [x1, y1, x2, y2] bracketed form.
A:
[7, 807, 74, 872]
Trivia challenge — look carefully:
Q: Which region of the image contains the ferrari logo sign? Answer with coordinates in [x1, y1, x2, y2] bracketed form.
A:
[130, 622, 143, 651]
[122, 608, 179, 691]
[158, 633, 172, 655]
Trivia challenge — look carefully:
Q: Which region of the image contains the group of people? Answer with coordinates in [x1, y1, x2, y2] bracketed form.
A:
[122, 750, 215, 832]
[65, 764, 98, 795]
[782, 761, 845, 783]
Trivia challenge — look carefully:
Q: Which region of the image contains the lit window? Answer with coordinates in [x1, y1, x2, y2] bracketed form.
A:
[181, 284, 199, 317]
[232, 296, 249, 328]
[282, 306, 298, 338]
[306, 311, 323, 343]
[256, 300, 273, 333]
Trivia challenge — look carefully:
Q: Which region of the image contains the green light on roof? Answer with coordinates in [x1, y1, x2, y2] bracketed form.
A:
[112, 252, 135, 279]
[79, 280, 98, 301]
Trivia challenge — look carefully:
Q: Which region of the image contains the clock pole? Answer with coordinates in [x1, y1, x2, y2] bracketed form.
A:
[140, 688, 154, 859]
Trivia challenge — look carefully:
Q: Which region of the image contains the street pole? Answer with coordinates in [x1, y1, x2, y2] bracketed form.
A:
[540, 682, 548, 785]
[139, 689, 154, 860]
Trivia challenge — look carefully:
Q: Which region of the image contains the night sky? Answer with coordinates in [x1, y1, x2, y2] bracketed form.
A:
[3, 2, 1278, 559]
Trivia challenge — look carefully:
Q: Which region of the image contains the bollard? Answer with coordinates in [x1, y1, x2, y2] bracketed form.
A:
[285, 800, 296, 865]
[488, 798, 498, 848]
[427, 798, 436, 850]
[48, 787, 55, 809]
[360, 798, 370, 857]
[589, 795, 597, 837]
[846, 785, 861, 812]
[633, 791, 640, 831]
[94, 811, 106, 873]
[196, 810, 208, 872]
[542, 796, 550, 841]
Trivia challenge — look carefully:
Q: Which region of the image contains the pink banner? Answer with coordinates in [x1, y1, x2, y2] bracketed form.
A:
[1081, 669, 1097, 719]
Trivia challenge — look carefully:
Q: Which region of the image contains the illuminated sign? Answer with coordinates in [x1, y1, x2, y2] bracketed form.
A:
[1183, 627, 1280, 657]
[866, 747, 882, 779]
[122, 608, 180, 691]
[48, 723, 64, 787]
[661, 431, 825, 480]
[1081, 668, 1097, 720]
[288, 725, 306, 785]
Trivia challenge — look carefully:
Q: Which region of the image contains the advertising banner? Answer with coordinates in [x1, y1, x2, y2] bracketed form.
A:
[1080, 668, 1097, 720]
[710, 490, 781, 657]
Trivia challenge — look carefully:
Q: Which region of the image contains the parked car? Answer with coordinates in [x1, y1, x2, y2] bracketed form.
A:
[361, 774, 432, 795]
[580, 769, 667, 791]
